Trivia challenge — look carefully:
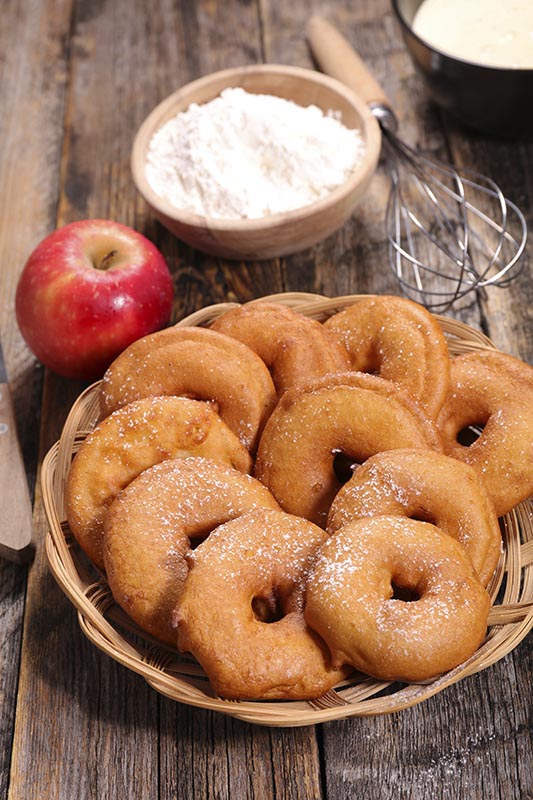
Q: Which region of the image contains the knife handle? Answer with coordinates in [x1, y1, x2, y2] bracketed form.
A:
[0, 380, 34, 563]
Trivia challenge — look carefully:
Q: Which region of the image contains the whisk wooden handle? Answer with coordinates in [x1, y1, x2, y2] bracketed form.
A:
[306, 16, 392, 112]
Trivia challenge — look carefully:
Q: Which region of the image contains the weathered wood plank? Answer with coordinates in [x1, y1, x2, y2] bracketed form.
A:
[443, 122, 533, 360]
[7, 2, 322, 799]
[262, 3, 533, 800]
[0, 1, 73, 797]
[160, 704, 322, 799]
[321, 641, 533, 800]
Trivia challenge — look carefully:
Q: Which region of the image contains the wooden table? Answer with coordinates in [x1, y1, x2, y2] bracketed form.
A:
[1, 1, 532, 797]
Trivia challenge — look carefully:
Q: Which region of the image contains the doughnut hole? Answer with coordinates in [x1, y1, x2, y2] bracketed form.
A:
[390, 575, 423, 603]
[456, 423, 485, 447]
[406, 508, 437, 526]
[332, 450, 360, 483]
[252, 588, 292, 623]
[391, 584, 420, 603]
[188, 531, 210, 550]
[440, 401, 490, 451]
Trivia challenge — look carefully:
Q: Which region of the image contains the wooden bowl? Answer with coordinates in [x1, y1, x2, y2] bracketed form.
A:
[131, 65, 381, 259]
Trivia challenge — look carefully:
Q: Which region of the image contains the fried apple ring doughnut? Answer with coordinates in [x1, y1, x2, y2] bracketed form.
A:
[99, 326, 277, 451]
[305, 516, 490, 682]
[327, 449, 502, 586]
[175, 508, 347, 699]
[324, 295, 450, 418]
[255, 372, 442, 527]
[66, 396, 251, 568]
[437, 350, 533, 516]
[104, 458, 280, 646]
[211, 301, 350, 394]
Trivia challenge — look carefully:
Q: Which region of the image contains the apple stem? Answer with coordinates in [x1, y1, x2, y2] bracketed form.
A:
[97, 250, 118, 270]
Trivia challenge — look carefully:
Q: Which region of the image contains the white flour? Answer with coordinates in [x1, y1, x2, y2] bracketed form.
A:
[145, 87, 366, 219]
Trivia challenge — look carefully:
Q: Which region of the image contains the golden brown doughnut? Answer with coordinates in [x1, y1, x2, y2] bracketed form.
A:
[305, 516, 491, 682]
[324, 295, 450, 418]
[174, 508, 347, 699]
[66, 396, 251, 568]
[99, 326, 277, 451]
[437, 350, 533, 516]
[104, 458, 280, 645]
[327, 449, 501, 586]
[211, 301, 350, 394]
[255, 372, 442, 527]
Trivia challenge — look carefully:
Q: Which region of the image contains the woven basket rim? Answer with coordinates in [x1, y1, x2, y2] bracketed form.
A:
[42, 292, 533, 726]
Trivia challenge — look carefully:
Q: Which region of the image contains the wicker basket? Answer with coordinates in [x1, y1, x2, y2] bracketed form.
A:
[42, 293, 533, 727]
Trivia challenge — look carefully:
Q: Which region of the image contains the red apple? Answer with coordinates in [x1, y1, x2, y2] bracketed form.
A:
[15, 219, 174, 379]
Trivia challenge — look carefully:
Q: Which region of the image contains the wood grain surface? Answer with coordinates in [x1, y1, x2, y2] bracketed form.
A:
[1, 1, 532, 799]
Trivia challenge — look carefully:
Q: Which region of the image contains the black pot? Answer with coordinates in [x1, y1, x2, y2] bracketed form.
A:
[391, 0, 533, 138]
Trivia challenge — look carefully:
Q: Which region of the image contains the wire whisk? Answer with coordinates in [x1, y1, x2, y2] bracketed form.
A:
[382, 123, 527, 312]
[307, 16, 528, 312]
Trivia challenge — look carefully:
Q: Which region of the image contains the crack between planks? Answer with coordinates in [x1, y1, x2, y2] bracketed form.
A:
[55, 0, 79, 228]
[257, 0, 267, 63]
[5, 0, 76, 797]
[316, 724, 328, 800]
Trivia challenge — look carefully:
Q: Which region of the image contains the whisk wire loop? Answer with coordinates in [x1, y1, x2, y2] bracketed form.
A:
[381, 126, 527, 311]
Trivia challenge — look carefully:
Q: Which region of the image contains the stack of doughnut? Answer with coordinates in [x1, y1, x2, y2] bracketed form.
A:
[65, 295, 533, 700]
